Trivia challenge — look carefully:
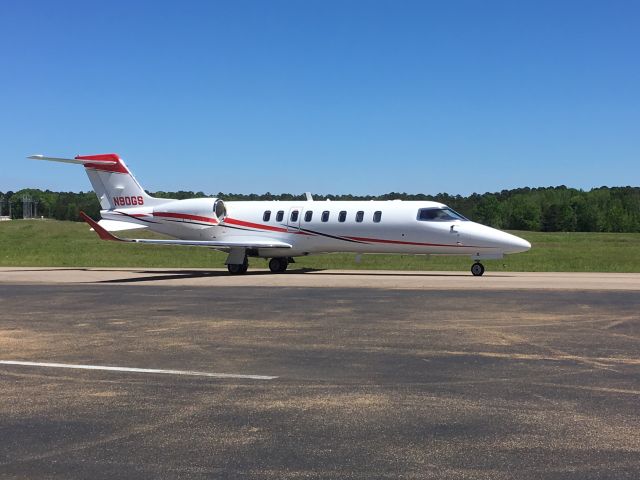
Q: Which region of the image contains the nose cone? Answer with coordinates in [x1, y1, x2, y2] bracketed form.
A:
[502, 232, 531, 254]
[464, 223, 531, 254]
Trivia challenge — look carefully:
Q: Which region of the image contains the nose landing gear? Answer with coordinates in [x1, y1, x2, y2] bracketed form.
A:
[471, 262, 485, 277]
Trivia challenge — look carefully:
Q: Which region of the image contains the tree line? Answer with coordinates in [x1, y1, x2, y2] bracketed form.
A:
[1, 185, 639, 233]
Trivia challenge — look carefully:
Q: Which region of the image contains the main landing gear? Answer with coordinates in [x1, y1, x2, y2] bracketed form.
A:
[471, 262, 485, 277]
[227, 256, 292, 275]
[268, 257, 289, 273]
[227, 257, 249, 275]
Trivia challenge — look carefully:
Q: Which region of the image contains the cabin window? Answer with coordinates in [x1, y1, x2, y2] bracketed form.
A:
[338, 211, 347, 222]
[263, 210, 271, 222]
[304, 210, 313, 222]
[276, 210, 284, 222]
[321, 211, 330, 222]
[417, 207, 468, 222]
[290, 210, 299, 222]
[356, 211, 364, 223]
[373, 211, 382, 223]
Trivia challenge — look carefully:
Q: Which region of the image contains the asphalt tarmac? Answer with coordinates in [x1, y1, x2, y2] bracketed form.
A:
[0, 279, 639, 479]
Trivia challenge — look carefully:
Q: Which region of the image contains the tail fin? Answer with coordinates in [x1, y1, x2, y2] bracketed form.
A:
[29, 153, 166, 210]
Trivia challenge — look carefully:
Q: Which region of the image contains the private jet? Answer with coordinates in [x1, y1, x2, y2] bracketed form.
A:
[29, 153, 531, 276]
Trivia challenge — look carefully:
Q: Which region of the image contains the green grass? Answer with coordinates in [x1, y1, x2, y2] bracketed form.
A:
[1, 219, 639, 272]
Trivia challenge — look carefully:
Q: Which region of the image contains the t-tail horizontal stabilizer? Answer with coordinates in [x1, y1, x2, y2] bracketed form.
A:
[28, 155, 118, 165]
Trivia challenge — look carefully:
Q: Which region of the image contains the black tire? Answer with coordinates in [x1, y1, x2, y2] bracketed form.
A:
[471, 262, 485, 277]
[227, 263, 244, 275]
[227, 263, 242, 275]
[269, 257, 288, 273]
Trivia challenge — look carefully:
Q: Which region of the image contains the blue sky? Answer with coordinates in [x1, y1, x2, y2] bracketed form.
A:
[1, 0, 638, 196]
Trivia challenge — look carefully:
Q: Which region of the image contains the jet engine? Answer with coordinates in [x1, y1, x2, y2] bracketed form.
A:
[153, 197, 226, 228]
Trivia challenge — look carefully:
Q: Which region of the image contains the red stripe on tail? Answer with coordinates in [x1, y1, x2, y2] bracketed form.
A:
[76, 153, 129, 174]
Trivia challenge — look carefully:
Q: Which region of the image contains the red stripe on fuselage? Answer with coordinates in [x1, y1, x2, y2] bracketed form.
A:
[153, 212, 219, 224]
[115, 212, 150, 218]
[344, 236, 476, 248]
[223, 217, 288, 232]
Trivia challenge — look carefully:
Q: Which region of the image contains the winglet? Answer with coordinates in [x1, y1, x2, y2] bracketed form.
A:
[79, 211, 126, 242]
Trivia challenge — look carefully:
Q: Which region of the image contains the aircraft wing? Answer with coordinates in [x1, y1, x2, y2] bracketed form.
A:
[97, 219, 149, 232]
[80, 212, 291, 249]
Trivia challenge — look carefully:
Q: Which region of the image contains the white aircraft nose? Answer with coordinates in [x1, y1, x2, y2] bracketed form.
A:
[463, 224, 531, 254]
[503, 233, 531, 254]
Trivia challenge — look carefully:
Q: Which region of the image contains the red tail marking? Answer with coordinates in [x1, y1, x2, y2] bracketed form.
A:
[79, 211, 125, 242]
[76, 153, 129, 174]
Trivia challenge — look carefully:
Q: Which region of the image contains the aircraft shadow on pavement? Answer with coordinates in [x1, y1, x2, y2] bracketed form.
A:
[95, 268, 479, 283]
[95, 268, 319, 283]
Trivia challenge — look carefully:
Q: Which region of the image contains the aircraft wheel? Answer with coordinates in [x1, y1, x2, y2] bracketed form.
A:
[471, 262, 485, 277]
[228, 264, 244, 275]
[228, 258, 249, 275]
[269, 257, 288, 273]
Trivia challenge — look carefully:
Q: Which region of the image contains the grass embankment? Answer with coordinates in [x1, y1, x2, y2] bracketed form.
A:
[1, 219, 639, 272]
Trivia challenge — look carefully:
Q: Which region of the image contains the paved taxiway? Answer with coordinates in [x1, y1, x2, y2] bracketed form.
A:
[1, 270, 639, 479]
[2, 267, 640, 290]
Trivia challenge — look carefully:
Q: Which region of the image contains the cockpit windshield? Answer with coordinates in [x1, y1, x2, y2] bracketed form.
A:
[417, 207, 468, 222]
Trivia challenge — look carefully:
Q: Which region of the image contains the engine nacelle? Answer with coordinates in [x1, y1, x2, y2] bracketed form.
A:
[153, 198, 226, 228]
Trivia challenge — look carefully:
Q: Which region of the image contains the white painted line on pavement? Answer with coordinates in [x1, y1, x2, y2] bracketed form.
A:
[0, 360, 278, 380]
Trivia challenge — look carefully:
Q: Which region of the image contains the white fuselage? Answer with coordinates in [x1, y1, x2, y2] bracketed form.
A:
[30, 153, 532, 275]
[101, 198, 531, 260]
